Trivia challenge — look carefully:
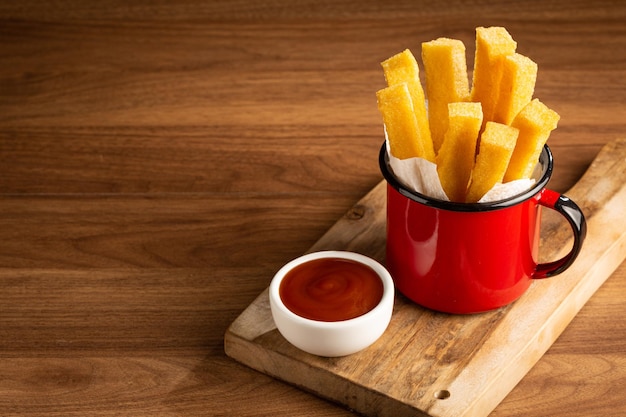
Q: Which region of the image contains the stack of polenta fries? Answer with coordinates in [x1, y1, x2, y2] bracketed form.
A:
[377, 27, 560, 203]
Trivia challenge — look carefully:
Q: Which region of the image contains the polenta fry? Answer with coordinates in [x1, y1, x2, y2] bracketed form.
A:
[470, 27, 517, 126]
[504, 98, 560, 182]
[422, 38, 471, 154]
[436, 102, 482, 202]
[376, 83, 436, 162]
[493, 53, 537, 125]
[466, 122, 519, 203]
[381, 49, 433, 151]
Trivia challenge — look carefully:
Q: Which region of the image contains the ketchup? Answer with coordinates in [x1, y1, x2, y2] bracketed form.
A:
[279, 257, 384, 322]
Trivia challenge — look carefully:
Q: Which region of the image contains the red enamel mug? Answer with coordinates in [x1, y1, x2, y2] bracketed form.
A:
[379, 143, 587, 314]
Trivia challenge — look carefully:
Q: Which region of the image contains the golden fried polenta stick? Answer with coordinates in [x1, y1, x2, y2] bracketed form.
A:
[381, 49, 433, 151]
[466, 121, 519, 203]
[376, 83, 436, 162]
[422, 38, 471, 154]
[493, 53, 538, 125]
[470, 27, 517, 126]
[436, 102, 482, 202]
[503, 99, 560, 182]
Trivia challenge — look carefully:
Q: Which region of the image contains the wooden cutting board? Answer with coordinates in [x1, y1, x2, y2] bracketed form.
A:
[224, 139, 626, 417]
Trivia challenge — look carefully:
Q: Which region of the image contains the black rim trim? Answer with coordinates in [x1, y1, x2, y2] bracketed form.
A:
[379, 142, 553, 212]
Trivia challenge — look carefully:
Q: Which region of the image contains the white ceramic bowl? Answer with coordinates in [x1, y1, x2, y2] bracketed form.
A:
[269, 251, 394, 357]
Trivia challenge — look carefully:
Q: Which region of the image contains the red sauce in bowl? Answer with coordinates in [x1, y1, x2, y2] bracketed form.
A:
[279, 257, 384, 322]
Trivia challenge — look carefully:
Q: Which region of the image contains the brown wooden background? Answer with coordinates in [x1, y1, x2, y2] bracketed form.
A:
[1, 1, 625, 416]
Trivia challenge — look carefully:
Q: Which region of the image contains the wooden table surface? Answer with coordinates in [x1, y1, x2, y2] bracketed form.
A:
[1, 1, 625, 416]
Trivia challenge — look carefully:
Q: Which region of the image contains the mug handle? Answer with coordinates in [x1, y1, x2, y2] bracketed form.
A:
[533, 188, 587, 278]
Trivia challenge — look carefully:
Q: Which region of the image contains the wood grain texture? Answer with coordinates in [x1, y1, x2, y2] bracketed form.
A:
[1, 1, 625, 416]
